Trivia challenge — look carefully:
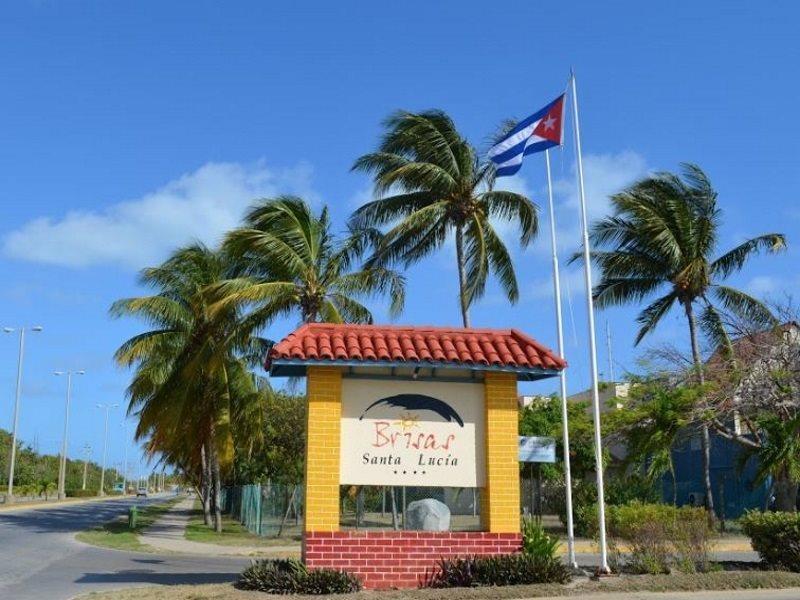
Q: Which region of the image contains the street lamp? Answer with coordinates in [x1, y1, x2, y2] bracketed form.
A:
[3, 325, 43, 503]
[55, 369, 85, 500]
[81, 444, 92, 491]
[120, 421, 129, 495]
[97, 403, 118, 497]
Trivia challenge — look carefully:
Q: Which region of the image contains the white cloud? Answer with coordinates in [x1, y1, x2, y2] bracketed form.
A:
[542, 150, 648, 255]
[3, 161, 317, 269]
[348, 184, 375, 210]
[525, 267, 586, 300]
[747, 275, 778, 295]
[493, 173, 534, 198]
[556, 151, 647, 217]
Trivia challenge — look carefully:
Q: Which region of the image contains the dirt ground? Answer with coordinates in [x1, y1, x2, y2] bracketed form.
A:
[78, 571, 800, 600]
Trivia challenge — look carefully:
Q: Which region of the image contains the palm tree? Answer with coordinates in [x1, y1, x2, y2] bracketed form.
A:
[112, 244, 264, 532]
[739, 413, 800, 512]
[583, 163, 786, 519]
[218, 196, 405, 326]
[606, 379, 697, 505]
[351, 110, 538, 327]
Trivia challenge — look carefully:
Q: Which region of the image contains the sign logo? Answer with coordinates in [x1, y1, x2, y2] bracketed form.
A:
[359, 394, 465, 427]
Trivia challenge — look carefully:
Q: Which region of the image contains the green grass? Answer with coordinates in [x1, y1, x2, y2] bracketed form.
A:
[76, 497, 183, 552]
[184, 501, 301, 548]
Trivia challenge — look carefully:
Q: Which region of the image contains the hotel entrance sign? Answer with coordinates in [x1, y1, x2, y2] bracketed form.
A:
[339, 378, 486, 488]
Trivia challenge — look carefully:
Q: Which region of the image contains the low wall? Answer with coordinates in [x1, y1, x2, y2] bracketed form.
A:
[303, 531, 522, 589]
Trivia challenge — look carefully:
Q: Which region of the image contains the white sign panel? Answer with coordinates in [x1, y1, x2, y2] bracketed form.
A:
[340, 378, 485, 487]
[518, 436, 556, 463]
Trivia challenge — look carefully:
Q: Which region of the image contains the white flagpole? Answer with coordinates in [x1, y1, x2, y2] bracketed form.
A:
[545, 148, 577, 568]
[570, 70, 610, 573]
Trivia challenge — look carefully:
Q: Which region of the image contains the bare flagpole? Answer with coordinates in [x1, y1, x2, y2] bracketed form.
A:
[545, 148, 577, 568]
[570, 69, 610, 573]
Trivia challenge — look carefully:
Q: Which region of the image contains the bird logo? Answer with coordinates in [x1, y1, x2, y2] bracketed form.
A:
[359, 394, 464, 427]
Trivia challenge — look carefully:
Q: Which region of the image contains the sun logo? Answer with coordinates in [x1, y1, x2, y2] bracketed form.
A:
[394, 412, 420, 431]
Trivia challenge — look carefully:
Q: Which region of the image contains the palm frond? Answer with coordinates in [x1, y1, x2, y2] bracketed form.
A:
[479, 190, 539, 246]
[711, 234, 787, 279]
[348, 191, 437, 230]
[594, 276, 665, 309]
[698, 300, 733, 359]
[635, 292, 679, 345]
[483, 220, 519, 303]
[711, 285, 778, 327]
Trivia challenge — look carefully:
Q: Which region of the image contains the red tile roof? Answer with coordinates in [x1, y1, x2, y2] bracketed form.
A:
[268, 323, 566, 376]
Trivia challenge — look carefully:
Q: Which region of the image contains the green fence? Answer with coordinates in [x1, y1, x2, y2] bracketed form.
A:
[222, 482, 303, 537]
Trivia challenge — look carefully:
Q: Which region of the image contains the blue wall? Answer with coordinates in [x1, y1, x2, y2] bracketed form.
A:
[665, 433, 768, 519]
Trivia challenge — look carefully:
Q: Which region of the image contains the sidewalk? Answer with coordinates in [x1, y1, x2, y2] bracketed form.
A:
[567, 535, 755, 555]
[138, 497, 296, 557]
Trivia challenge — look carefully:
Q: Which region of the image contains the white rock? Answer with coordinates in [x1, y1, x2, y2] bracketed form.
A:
[405, 498, 451, 531]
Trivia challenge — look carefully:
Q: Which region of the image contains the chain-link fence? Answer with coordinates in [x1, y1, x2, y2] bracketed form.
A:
[223, 477, 563, 536]
[339, 485, 481, 531]
[221, 482, 303, 538]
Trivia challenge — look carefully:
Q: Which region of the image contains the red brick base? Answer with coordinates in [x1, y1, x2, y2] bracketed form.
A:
[303, 531, 522, 589]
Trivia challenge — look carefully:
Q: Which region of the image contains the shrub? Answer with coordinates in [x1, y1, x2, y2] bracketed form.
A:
[602, 502, 714, 574]
[553, 476, 659, 537]
[554, 479, 597, 536]
[606, 475, 661, 505]
[238, 558, 360, 594]
[740, 510, 800, 571]
[425, 553, 570, 588]
[65, 489, 97, 498]
[522, 517, 560, 561]
[296, 568, 361, 595]
[426, 556, 476, 588]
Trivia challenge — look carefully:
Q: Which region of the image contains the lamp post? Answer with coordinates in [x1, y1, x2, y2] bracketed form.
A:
[55, 370, 85, 500]
[81, 444, 92, 491]
[97, 403, 118, 496]
[121, 421, 129, 495]
[3, 325, 43, 503]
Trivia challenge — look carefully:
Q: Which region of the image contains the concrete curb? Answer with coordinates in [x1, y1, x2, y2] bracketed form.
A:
[0, 493, 133, 513]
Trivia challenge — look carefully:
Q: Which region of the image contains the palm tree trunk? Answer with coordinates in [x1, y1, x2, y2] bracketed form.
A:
[206, 422, 223, 533]
[200, 443, 212, 527]
[277, 485, 297, 537]
[774, 467, 798, 512]
[454, 223, 471, 328]
[211, 456, 222, 533]
[670, 459, 677, 506]
[684, 300, 716, 523]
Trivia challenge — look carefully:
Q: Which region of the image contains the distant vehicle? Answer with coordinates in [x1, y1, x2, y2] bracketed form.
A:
[136, 487, 148, 498]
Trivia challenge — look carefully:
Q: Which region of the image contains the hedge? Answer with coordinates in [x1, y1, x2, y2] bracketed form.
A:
[740, 510, 800, 571]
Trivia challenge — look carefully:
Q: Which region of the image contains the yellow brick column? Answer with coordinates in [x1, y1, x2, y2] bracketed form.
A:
[480, 371, 520, 533]
[304, 366, 342, 532]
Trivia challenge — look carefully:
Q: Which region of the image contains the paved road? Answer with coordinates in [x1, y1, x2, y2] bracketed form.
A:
[0, 495, 248, 600]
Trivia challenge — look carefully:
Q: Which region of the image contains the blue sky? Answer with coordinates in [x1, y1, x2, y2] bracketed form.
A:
[1, 1, 798, 472]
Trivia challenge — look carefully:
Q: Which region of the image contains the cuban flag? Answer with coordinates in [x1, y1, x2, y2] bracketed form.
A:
[488, 94, 565, 177]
